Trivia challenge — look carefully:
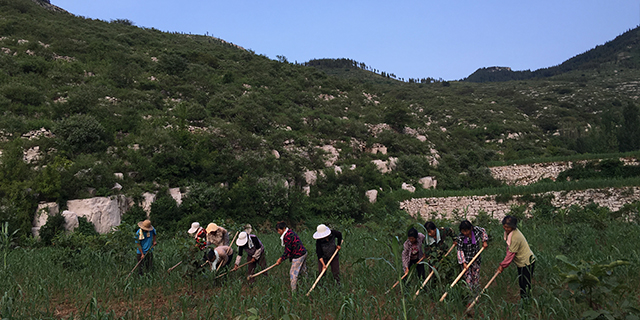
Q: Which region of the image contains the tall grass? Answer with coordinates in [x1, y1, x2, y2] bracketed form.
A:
[0, 210, 638, 319]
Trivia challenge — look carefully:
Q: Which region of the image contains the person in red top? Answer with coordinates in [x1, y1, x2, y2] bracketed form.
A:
[187, 222, 207, 250]
[275, 221, 307, 291]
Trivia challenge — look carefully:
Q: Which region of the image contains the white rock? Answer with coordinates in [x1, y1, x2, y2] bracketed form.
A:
[418, 176, 437, 189]
[272, 150, 280, 159]
[365, 189, 378, 203]
[169, 188, 182, 205]
[62, 210, 79, 231]
[67, 195, 129, 234]
[304, 170, 317, 185]
[401, 183, 416, 193]
[114, 173, 124, 180]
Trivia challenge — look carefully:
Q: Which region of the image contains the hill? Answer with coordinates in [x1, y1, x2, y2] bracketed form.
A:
[465, 26, 640, 82]
[1, 0, 640, 238]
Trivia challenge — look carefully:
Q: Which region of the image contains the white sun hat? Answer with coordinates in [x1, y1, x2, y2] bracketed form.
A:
[236, 231, 249, 246]
[313, 224, 331, 239]
[187, 222, 200, 234]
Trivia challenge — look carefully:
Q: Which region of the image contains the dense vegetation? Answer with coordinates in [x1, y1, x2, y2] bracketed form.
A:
[1, 0, 640, 240]
[1, 202, 639, 319]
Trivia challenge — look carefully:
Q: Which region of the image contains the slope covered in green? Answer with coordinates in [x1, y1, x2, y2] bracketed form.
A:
[1, 0, 640, 236]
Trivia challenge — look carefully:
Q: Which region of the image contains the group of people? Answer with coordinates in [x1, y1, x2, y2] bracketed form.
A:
[402, 216, 535, 300]
[134, 215, 534, 300]
[182, 221, 342, 291]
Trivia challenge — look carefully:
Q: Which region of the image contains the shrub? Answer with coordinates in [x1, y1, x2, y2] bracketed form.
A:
[0, 83, 44, 107]
[53, 114, 107, 154]
[39, 213, 66, 246]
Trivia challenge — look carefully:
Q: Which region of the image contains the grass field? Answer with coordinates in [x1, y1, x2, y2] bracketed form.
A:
[1, 210, 639, 319]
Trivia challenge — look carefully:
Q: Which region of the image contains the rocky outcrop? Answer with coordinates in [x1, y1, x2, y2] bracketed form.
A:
[32, 188, 187, 237]
[365, 189, 378, 203]
[418, 176, 437, 189]
[400, 187, 640, 221]
[30, 0, 69, 13]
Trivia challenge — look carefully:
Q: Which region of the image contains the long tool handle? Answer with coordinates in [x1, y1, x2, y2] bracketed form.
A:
[167, 261, 182, 273]
[215, 260, 252, 279]
[125, 244, 155, 281]
[217, 231, 239, 272]
[465, 269, 500, 313]
[385, 254, 426, 294]
[247, 262, 278, 280]
[439, 246, 485, 302]
[414, 243, 456, 298]
[307, 240, 343, 296]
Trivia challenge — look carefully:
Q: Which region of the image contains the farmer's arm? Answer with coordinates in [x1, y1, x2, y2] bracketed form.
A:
[334, 230, 343, 250]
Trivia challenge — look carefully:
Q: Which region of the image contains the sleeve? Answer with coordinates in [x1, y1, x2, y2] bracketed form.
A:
[252, 247, 263, 260]
[509, 235, 521, 254]
[281, 233, 292, 260]
[223, 229, 230, 246]
[479, 227, 489, 242]
[334, 230, 343, 245]
[135, 229, 140, 244]
[401, 240, 411, 270]
[500, 251, 516, 268]
[235, 254, 242, 266]
[456, 240, 466, 264]
[316, 240, 323, 260]
[238, 245, 244, 257]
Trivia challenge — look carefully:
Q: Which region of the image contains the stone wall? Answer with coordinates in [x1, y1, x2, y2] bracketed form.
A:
[489, 157, 639, 186]
[400, 187, 640, 221]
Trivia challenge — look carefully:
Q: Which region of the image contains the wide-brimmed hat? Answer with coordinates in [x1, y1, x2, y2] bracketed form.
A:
[187, 222, 200, 234]
[138, 219, 153, 231]
[206, 223, 219, 233]
[313, 224, 331, 239]
[236, 231, 249, 246]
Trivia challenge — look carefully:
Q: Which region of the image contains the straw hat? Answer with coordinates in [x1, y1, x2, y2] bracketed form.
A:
[138, 219, 153, 231]
[313, 224, 331, 239]
[187, 222, 200, 234]
[236, 231, 249, 246]
[206, 223, 219, 233]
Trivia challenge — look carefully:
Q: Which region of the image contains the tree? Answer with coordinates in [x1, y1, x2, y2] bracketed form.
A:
[618, 102, 640, 152]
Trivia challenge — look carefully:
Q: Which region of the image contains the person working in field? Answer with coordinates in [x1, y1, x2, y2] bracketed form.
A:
[313, 224, 342, 284]
[275, 221, 307, 291]
[497, 215, 536, 300]
[424, 221, 456, 261]
[210, 245, 234, 271]
[206, 223, 229, 248]
[233, 231, 267, 283]
[135, 219, 157, 276]
[402, 227, 426, 279]
[187, 222, 207, 251]
[456, 220, 488, 290]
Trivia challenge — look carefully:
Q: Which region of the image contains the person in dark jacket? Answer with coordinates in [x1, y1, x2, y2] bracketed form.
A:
[275, 221, 307, 291]
[233, 231, 267, 284]
[313, 224, 342, 284]
[423, 221, 456, 261]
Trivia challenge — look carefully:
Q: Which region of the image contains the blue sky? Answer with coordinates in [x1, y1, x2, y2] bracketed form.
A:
[53, 0, 639, 80]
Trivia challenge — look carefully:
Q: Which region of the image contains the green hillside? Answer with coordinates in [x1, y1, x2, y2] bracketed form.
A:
[465, 27, 640, 82]
[1, 0, 640, 237]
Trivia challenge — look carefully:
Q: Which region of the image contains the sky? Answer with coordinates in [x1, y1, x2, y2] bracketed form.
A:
[53, 0, 640, 81]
